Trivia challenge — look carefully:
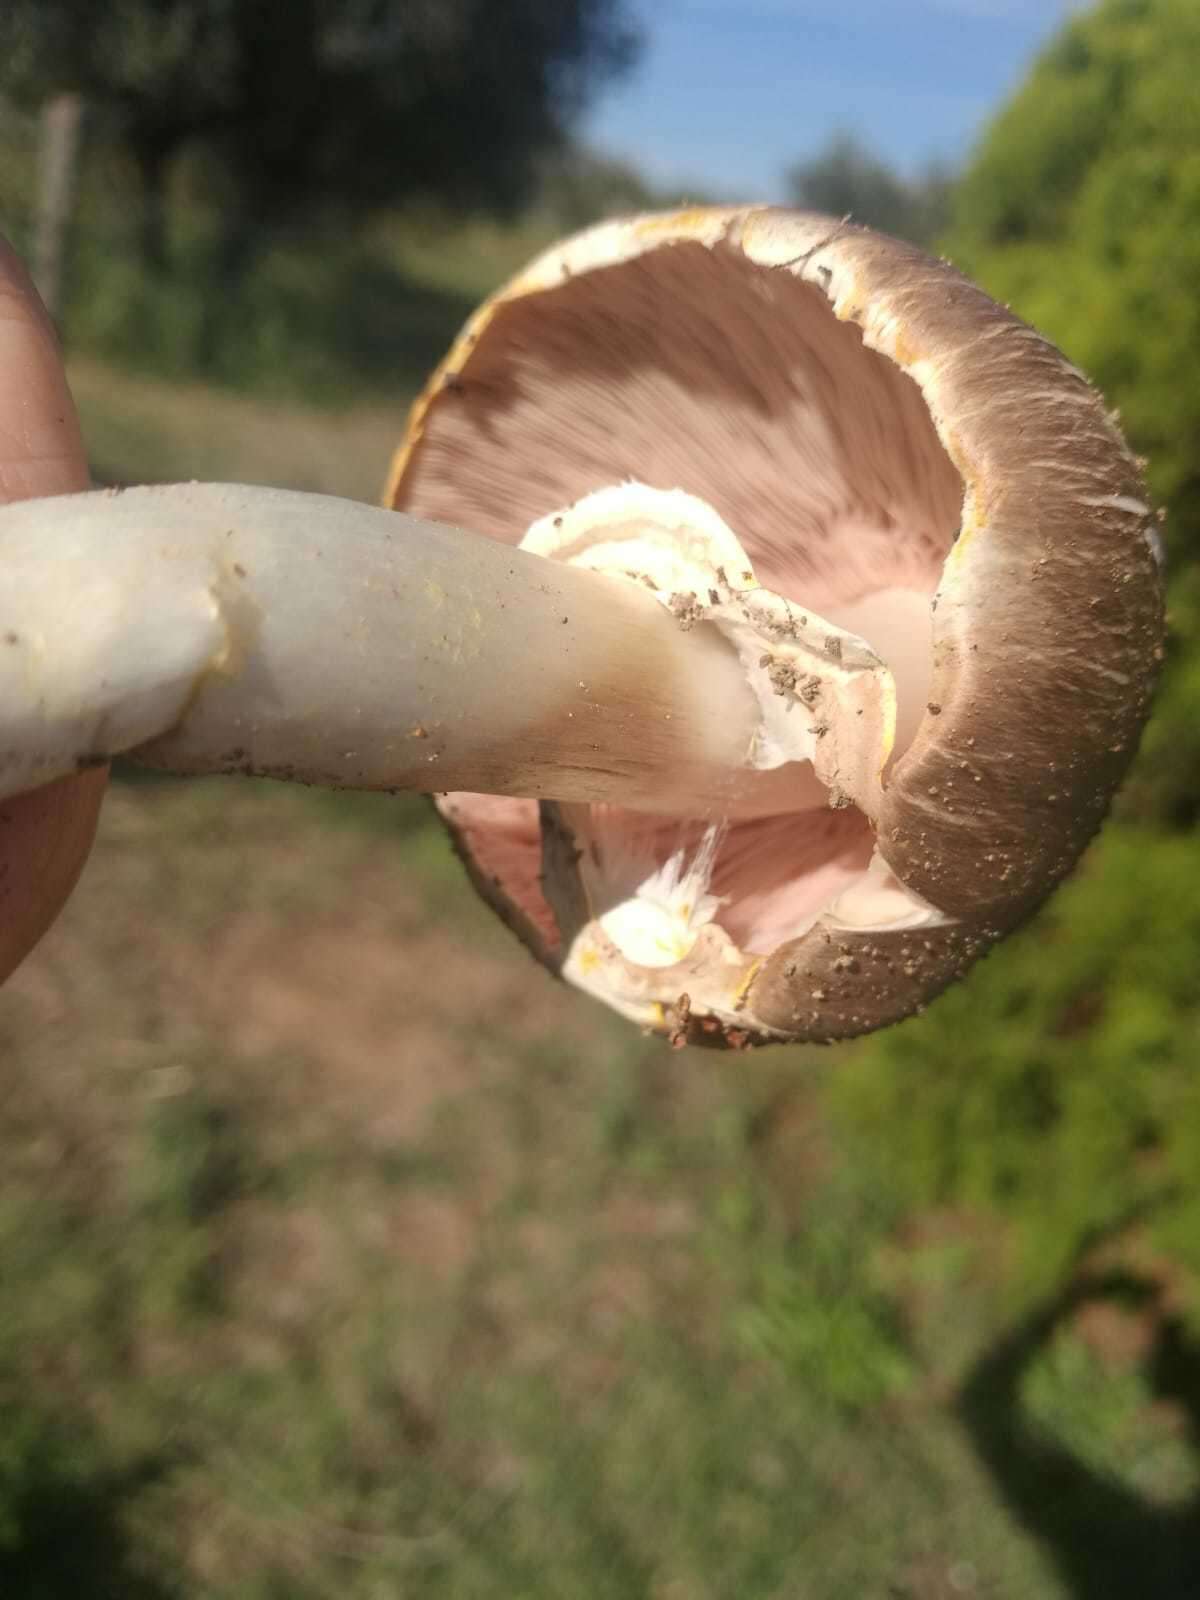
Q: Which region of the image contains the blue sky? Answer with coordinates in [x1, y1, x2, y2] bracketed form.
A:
[580, 0, 1084, 200]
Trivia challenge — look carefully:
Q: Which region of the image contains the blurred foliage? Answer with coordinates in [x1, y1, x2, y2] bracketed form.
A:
[786, 131, 954, 248]
[0, 91, 668, 404]
[58, 215, 488, 404]
[0, 0, 640, 272]
[1021, 1322, 1199, 1503]
[0, 98, 544, 404]
[735, 1204, 915, 1412]
[533, 147, 675, 232]
[834, 829, 1200, 1312]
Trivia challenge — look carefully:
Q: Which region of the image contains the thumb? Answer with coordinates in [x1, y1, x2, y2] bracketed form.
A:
[0, 238, 107, 983]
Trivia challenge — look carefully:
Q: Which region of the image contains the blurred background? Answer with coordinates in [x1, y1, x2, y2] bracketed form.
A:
[1, 1, 1198, 1595]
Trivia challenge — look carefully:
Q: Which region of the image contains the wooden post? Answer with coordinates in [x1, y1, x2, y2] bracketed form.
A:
[32, 91, 85, 327]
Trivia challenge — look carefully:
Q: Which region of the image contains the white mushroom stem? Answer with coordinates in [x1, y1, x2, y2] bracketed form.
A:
[0, 482, 829, 817]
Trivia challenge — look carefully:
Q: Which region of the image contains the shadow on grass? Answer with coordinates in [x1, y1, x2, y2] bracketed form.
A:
[959, 1267, 1200, 1599]
[0, 1417, 176, 1599]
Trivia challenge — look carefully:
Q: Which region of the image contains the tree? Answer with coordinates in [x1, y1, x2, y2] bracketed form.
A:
[785, 132, 953, 249]
[0, 0, 641, 273]
[943, 0, 1200, 826]
[946, 0, 1200, 510]
[534, 148, 664, 232]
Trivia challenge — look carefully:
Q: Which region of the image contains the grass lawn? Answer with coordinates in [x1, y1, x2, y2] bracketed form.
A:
[0, 777, 1051, 1598]
[6, 773, 1197, 1597]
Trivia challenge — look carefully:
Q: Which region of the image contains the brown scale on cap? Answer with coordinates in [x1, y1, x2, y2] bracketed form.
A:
[385, 207, 1164, 1047]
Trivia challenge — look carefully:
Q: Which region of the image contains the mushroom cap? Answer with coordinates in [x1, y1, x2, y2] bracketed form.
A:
[384, 207, 1164, 1046]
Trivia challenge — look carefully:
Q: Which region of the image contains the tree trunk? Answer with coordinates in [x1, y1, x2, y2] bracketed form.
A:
[32, 91, 86, 327]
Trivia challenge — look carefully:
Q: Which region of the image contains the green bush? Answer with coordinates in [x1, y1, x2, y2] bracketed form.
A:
[835, 827, 1200, 1314]
[945, 0, 1200, 822]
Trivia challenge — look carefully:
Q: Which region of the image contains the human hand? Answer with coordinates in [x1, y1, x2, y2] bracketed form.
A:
[0, 238, 106, 982]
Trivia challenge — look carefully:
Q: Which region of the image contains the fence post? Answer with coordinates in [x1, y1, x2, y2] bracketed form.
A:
[33, 90, 86, 328]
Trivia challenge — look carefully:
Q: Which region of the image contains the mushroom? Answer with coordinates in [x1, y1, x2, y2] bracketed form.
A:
[383, 207, 1165, 1047]
[1, 209, 1163, 1045]
[0, 483, 781, 815]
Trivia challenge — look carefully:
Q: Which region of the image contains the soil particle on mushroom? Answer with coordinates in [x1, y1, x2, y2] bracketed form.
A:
[384, 204, 1165, 1046]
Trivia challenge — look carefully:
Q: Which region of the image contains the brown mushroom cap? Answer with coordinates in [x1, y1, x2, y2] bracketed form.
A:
[385, 207, 1164, 1046]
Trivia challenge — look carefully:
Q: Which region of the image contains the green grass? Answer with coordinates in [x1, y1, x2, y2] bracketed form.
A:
[3, 776, 1198, 1597]
[62, 218, 480, 407]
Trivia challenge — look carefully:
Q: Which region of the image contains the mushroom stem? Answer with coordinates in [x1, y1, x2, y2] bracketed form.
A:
[0, 483, 827, 817]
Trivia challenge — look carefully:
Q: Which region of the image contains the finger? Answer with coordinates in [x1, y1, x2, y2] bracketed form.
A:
[0, 236, 107, 983]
